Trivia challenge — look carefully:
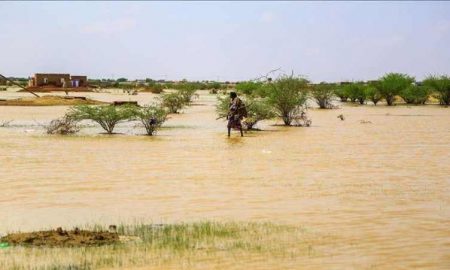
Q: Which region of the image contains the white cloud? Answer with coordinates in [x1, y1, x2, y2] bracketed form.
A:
[81, 18, 137, 35]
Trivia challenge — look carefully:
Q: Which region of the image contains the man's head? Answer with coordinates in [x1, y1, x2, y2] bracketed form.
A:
[230, 92, 237, 99]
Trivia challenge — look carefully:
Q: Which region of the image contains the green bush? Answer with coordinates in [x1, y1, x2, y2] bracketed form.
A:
[334, 86, 349, 102]
[216, 96, 275, 130]
[160, 92, 185, 113]
[243, 97, 276, 129]
[178, 88, 198, 104]
[267, 75, 309, 125]
[131, 104, 168, 135]
[365, 85, 382, 105]
[143, 84, 164, 94]
[216, 95, 230, 120]
[209, 82, 222, 90]
[343, 83, 366, 104]
[68, 105, 135, 134]
[311, 83, 336, 109]
[423, 75, 450, 105]
[400, 85, 430, 104]
[376, 73, 415, 106]
[235, 81, 263, 96]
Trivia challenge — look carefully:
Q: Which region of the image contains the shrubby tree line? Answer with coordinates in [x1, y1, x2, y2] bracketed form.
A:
[308, 73, 450, 108]
[217, 74, 312, 129]
[45, 72, 450, 136]
[46, 85, 200, 136]
[89, 77, 228, 94]
[216, 72, 449, 131]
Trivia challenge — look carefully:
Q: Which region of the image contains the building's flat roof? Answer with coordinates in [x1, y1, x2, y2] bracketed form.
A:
[34, 73, 70, 76]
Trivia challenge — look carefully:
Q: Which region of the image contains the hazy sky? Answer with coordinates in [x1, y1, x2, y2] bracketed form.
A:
[1, 1, 449, 82]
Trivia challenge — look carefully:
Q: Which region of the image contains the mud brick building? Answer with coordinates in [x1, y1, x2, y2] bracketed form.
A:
[29, 73, 88, 88]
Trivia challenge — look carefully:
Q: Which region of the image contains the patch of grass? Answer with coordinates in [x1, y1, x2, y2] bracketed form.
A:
[0, 222, 312, 270]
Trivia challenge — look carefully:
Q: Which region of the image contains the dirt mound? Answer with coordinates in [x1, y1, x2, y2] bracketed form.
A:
[1, 227, 119, 247]
[0, 95, 107, 106]
[20, 87, 93, 93]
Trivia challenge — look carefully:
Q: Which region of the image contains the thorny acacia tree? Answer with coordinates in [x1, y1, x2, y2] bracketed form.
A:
[68, 105, 135, 134]
[423, 75, 450, 105]
[376, 73, 415, 106]
[311, 83, 336, 109]
[267, 75, 309, 125]
[131, 104, 168, 135]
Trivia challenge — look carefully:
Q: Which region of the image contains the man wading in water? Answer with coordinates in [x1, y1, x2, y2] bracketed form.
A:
[227, 92, 246, 137]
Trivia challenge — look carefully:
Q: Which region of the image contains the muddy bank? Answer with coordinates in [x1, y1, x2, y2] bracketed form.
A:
[1, 227, 119, 247]
[0, 95, 107, 106]
[19, 87, 93, 93]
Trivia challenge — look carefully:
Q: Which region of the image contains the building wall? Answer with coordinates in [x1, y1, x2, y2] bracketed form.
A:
[70, 76, 88, 87]
[33, 74, 70, 87]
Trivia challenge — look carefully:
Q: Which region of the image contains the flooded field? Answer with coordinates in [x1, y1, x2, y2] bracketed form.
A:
[0, 91, 449, 269]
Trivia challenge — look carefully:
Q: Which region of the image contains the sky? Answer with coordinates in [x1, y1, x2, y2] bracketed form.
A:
[0, 1, 449, 82]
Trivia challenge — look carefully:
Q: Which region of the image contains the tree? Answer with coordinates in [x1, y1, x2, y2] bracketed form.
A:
[131, 104, 168, 135]
[160, 92, 185, 113]
[116, 78, 128, 83]
[46, 116, 80, 135]
[235, 81, 263, 96]
[423, 75, 450, 105]
[311, 83, 335, 109]
[400, 85, 430, 104]
[216, 96, 275, 130]
[173, 83, 198, 104]
[267, 75, 309, 125]
[243, 97, 276, 129]
[334, 86, 349, 102]
[68, 105, 135, 134]
[376, 73, 415, 106]
[365, 85, 382, 105]
[344, 82, 366, 104]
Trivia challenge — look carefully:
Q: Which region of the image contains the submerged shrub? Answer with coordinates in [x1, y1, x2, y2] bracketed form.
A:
[344, 82, 366, 104]
[334, 85, 349, 102]
[178, 88, 198, 104]
[423, 75, 450, 105]
[365, 85, 382, 105]
[243, 97, 276, 129]
[267, 75, 309, 125]
[68, 105, 135, 134]
[311, 83, 336, 109]
[216, 95, 230, 119]
[400, 85, 430, 104]
[376, 73, 415, 106]
[216, 95, 275, 130]
[160, 92, 185, 113]
[131, 104, 168, 135]
[46, 116, 80, 135]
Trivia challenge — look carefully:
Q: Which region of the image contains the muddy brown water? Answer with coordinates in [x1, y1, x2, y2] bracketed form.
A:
[0, 91, 449, 269]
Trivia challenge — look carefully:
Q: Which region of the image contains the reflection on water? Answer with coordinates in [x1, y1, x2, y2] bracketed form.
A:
[0, 91, 449, 269]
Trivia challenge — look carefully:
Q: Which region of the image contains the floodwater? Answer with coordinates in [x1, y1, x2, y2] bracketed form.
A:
[0, 91, 449, 269]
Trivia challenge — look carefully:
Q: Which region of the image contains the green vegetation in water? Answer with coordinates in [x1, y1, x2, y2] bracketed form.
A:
[216, 95, 275, 130]
[310, 83, 336, 109]
[423, 75, 450, 105]
[68, 105, 136, 134]
[130, 104, 168, 136]
[0, 222, 312, 270]
[266, 75, 309, 125]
